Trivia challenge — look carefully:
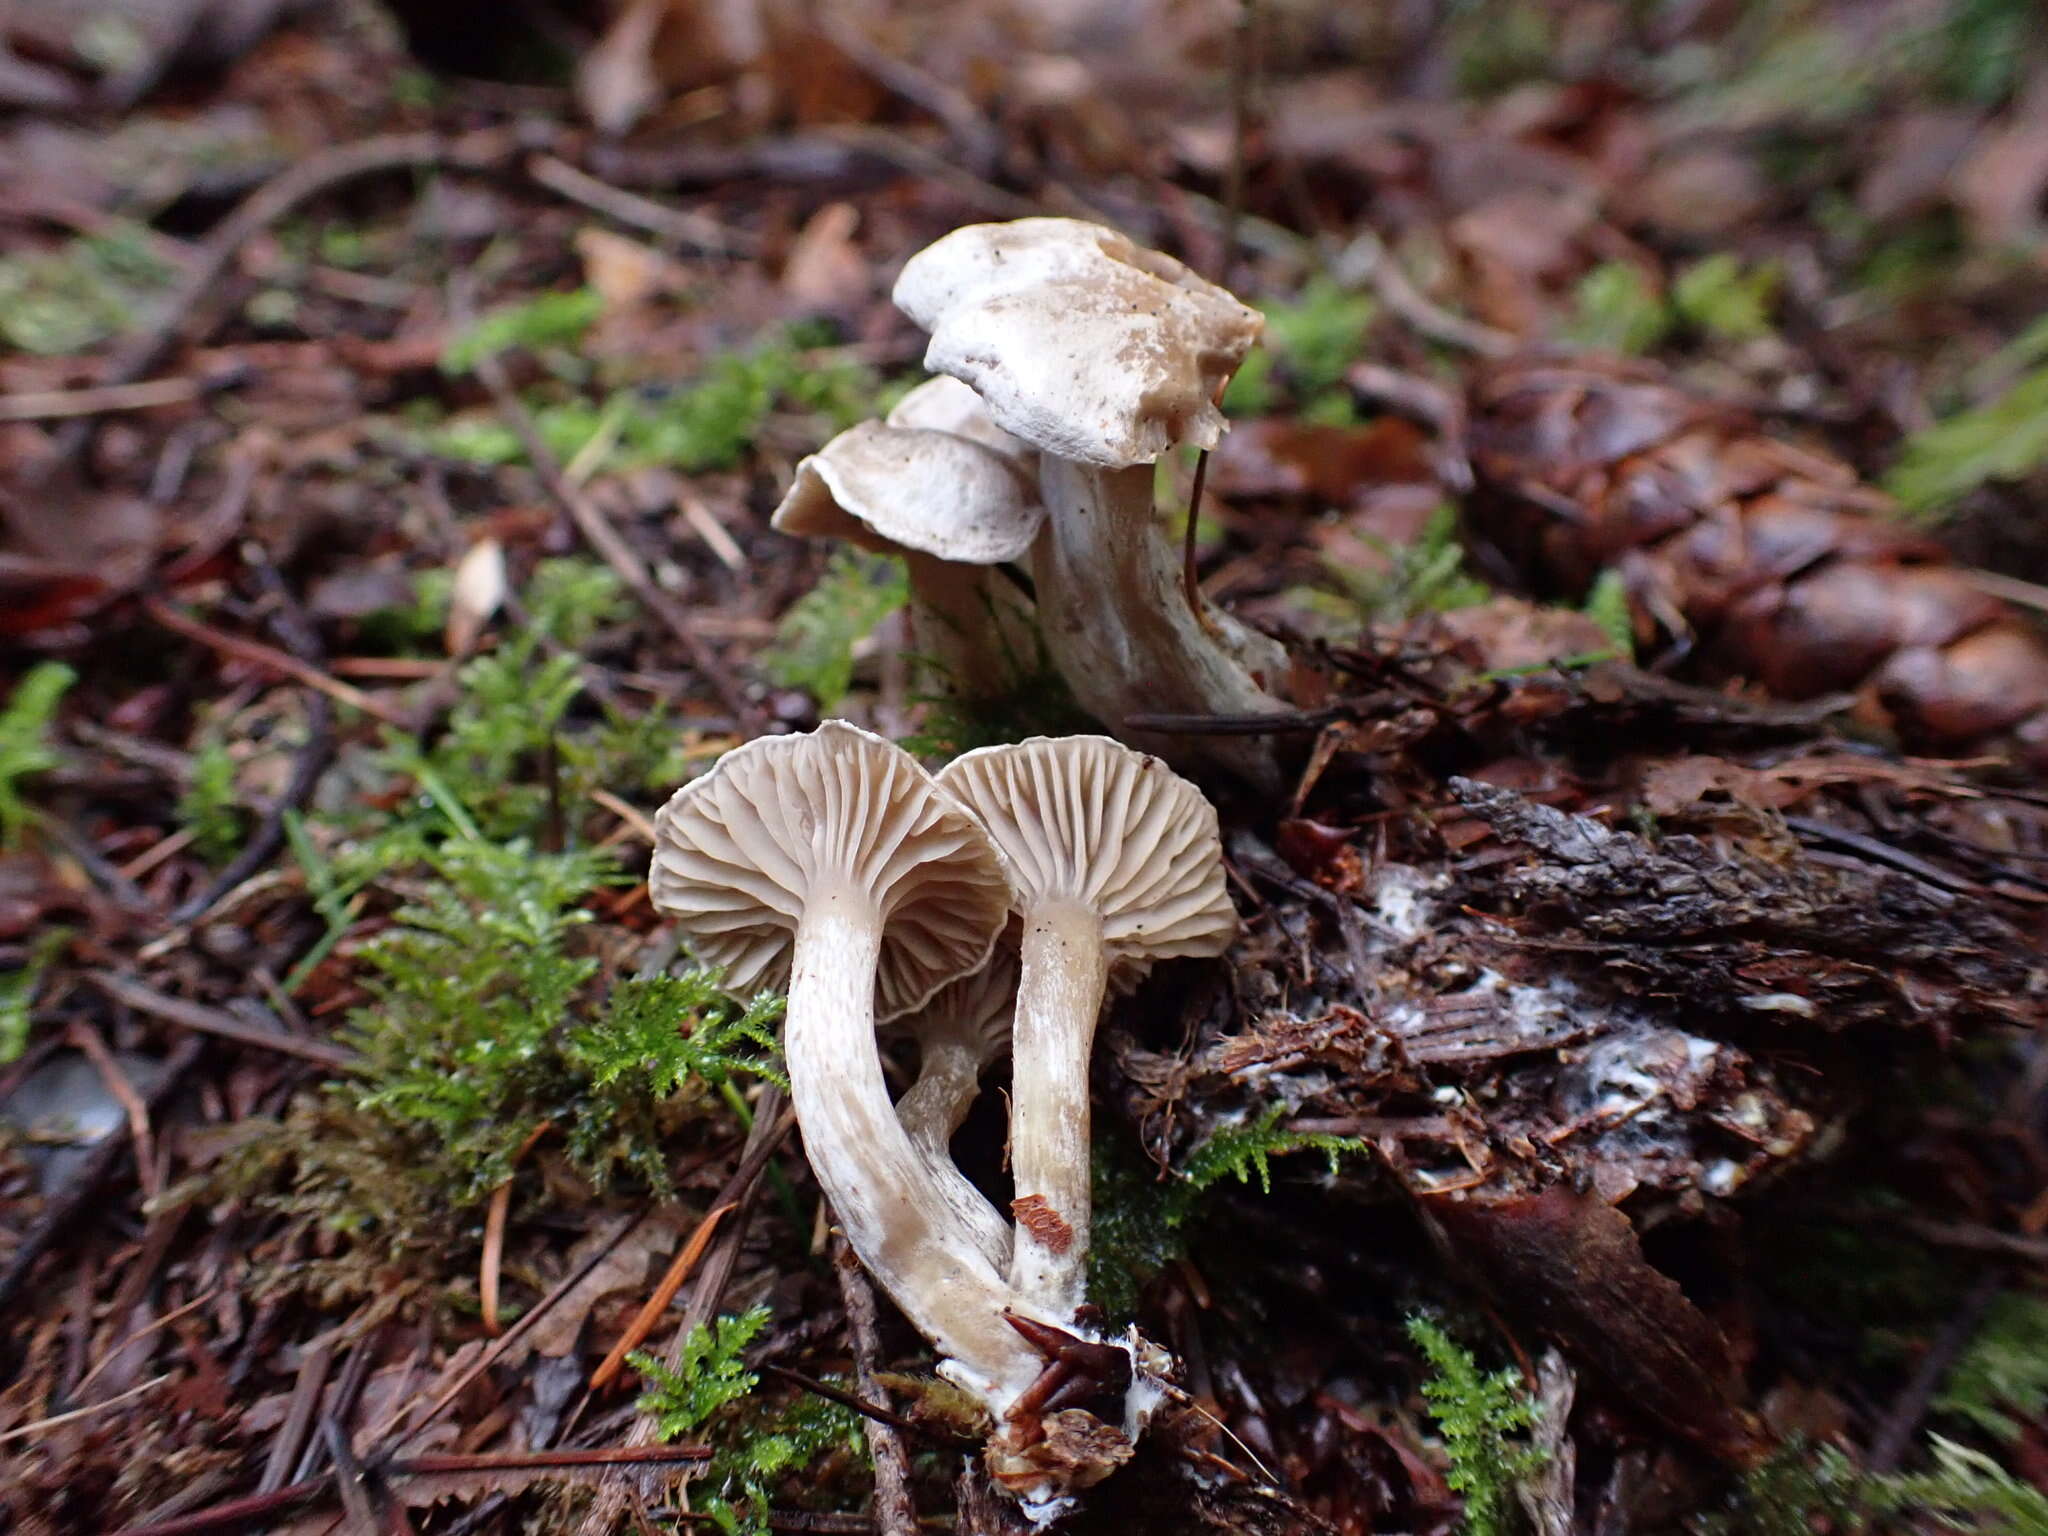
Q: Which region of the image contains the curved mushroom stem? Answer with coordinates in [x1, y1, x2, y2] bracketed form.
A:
[787, 895, 1044, 1409]
[903, 551, 1039, 704]
[1033, 460, 1289, 788]
[896, 1027, 1012, 1273]
[1008, 899, 1110, 1320]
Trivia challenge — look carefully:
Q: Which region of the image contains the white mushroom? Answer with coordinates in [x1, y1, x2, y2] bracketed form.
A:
[939, 735, 1238, 1319]
[771, 409, 1043, 701]
[893, 947, 1017, 1273]
[649, 722, 1051, 1409]
[894, 218, 1291, 785]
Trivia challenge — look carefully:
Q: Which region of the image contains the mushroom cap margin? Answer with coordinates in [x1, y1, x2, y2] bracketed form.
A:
[937, 735, 1237, 964]
[650, 721, 1016, 1020]
[770, 419, 1044, 564]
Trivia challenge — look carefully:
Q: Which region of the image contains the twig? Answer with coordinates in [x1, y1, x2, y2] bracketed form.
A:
[762, 1366, 971, 1452]
[0, 375, 208, 422]
[45, 130, 513, 480]
[261, 1339, 336, 1493]
[591, 788, 659, 844]
[1329, 230, 1516, 358]
[364, 1212, 653, 1456]
[829, 1238, 918, 1535]
[90, 973, 358, 1071]
[527, 154, 754, 255]
[483, 1121, 556, 1334]
[810, 13, 1001, 173]
[0, 1373, 169, 1445]
[467, 347, 760, 727]
[590, 1201, 738, 1390]
[142, 596, 407, 725]
[575, 1095, 793, 1536]
[104, 1446, 715, 1536]
[65, 1019, 159, 1201]
[0, 1035, 202, 1309]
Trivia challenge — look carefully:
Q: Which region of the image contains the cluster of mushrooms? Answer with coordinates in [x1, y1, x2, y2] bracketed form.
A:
[650, 219, 1286, 1514]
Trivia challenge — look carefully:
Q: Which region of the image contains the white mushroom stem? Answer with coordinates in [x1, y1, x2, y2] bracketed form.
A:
[785, 892, 1044, 1408]
[1008, 898, 1110, 1319]
[902, 550, 1038, 702]
[896, 1033, 1012, 1274]
[1034, 459, 1290, 787]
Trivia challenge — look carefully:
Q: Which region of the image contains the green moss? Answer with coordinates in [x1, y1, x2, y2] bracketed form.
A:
[636, 1309, 867, 1535]
[1088, 1106, 1366, 1320]
[178, 735, 245, 867]
[1407, 1315, 1546, 1536]
[760, 551, 909, 709]
[0, 662, 73, 848]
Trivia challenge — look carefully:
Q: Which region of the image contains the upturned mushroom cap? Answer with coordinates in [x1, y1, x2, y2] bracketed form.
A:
[770, 419, 1042, 564]
[892, 218, 1264, 469]
[938, 735, 1237, 966]
[650, 721, 1014, 1019]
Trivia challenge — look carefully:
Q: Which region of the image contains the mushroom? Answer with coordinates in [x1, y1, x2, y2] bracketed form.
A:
[893, 946, 1017, 1273]
[939, 735, 1238, 1319]
[771, 392, 1043, 701]
[649, 722, 1051, 1410]
[893, 218, 1292, 785]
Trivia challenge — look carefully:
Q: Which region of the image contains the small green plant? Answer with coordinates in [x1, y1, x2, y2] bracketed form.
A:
[0, 662, 74, 847]
[1224, 276, 1377, 417]
[179, 736, 245, 867]
[1564, 263, 1670, 356]
[1327, 503, 1492, 622]
[442, 288, 605, 372]
[759, 551, 909, 708]
[636, 1309, 866, 1534]
[1582, 568, 1637, 662]
[1407, 1314, 1546, 1536]
[340, 833, 782, 1205]
[1672, 255, 1782, 344]
[0, 224, 174, 354]
[1865, 1437, 2048, 1534]
[0, 925, 69, 1065]
[1888, 342, 2048, 516]
[1935, 1291, 2048, 1443]
[431, 324, 876, 478]
[1088, 1106, 1366, 1319]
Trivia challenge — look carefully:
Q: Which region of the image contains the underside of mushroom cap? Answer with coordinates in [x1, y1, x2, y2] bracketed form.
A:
[893, 219, 1263, 469]
[650, 721, 1015, 1018]
[938, 735, 1237, 962]
[771, 419, 1043, 564]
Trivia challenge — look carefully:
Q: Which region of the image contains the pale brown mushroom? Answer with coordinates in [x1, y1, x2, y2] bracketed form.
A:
[649, 722, 1049, 1409]
[771, 409, 1042, 701]
[894, 218, 1291, 785]
[939, 735, 1238, 1318]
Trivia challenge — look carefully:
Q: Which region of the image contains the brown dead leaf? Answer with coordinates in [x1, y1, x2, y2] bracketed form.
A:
[524, 1211, 681, 1359]
[781, 201, 867, 310]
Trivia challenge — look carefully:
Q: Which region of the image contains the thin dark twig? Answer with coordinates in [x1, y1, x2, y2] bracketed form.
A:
[1182, 448, 1224, 639]
[90, 973, 357, 1071]
[762, 1365, 975, 1451]
[828, 1237, 916, 1536]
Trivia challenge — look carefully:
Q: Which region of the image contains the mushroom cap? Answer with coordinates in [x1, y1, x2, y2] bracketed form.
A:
[892, 218, 1264, 470]
[771, 419, 1043, 564]
[901, 943, 1017, 1066]
[650, 721, 1015, 1019]
[938, 735, 1237, 964]
[886, 376, 1035, 469]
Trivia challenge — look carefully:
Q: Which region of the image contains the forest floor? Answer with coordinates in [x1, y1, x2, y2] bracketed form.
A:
[4, 2, 2048, 1533]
